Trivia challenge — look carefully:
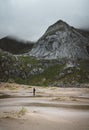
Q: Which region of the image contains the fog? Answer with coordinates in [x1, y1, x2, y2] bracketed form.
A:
[0, 0, 89, 41]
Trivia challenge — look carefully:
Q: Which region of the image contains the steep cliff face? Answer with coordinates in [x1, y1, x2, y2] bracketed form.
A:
[30, 20, 89, 60]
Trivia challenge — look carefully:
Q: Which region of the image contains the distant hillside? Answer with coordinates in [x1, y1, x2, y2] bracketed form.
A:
[0, 37, 34, 54]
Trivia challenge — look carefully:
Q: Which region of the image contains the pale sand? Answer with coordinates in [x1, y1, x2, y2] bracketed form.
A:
[0, 108, 89, 130]
[0, 83, 89, 130]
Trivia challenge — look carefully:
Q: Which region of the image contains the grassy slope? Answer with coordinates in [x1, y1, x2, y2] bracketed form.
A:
[14, 56, 89, 86]
[0, 50, 89, 86]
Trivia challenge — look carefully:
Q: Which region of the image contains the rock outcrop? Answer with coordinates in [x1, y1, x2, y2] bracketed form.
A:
[30, 20, 89, 60]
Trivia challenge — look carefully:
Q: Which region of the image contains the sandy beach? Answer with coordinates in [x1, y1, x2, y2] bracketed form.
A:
[0, 83, 89, 130]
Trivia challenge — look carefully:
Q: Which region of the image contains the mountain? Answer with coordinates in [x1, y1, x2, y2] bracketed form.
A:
[0, 36, 34, 54]
[30, 20, 89, 60]
[0, 20, 89, 87]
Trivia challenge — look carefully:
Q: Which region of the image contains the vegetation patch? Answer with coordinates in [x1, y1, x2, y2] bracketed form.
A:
[0, 50, 89, 87]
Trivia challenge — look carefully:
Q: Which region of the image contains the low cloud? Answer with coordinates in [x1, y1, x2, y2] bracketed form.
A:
[0, 0, 89, 41]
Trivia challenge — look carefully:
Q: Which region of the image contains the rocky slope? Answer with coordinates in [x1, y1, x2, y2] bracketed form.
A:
[30, 20, 89, 60]
[0, 48, 89, 86]
[0, 36, 34, 54]
[0, 20, 89, 87]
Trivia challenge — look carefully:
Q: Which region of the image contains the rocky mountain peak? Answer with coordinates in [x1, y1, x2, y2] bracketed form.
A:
[30, 20, 89, 60]
[46, 20, 69, 31]
[42, 20, 69, 39]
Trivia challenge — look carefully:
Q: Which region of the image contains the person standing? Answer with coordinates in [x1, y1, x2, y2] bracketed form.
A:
[33, 88, 36, 96]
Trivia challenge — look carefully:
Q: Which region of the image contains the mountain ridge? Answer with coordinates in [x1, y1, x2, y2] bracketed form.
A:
[0, 36, 34, 54]
[30, 20, 89, 60]
[0, 20, 89, 86]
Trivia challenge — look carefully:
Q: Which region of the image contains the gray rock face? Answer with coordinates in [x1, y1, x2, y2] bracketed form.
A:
[30, 20, 89, 60]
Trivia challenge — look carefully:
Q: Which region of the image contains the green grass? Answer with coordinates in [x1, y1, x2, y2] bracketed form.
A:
[9, 59, 89, 86]
[1, 51, 89, 86]
[18, 55, 39, 65]
[18, 107, 27, 116]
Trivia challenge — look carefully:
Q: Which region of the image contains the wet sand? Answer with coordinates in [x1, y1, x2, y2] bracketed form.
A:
[0, 83, 89, 130]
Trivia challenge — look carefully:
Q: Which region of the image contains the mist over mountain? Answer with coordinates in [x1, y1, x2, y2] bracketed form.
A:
[0, 36, 34, 54]
[0, 20, 89, 86]
[30, 20, 89, 60]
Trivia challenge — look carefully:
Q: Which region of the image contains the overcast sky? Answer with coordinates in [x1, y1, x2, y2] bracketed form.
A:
[0, 0, 89, 41]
